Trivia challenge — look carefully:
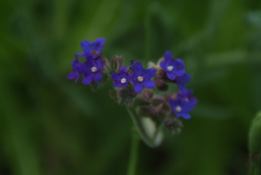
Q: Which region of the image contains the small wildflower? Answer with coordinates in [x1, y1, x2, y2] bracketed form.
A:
[81, 58, 104, 84]
[175, 73, 191, 90]
[160, 51, 185, 80]
[80, 38, 105, 59]
[169, 90, 197, 119]
[111, 66, 132, 88]
[131, 62, 156, 93]
[67, 59, 83, 83]
[178, 90, 198, 105]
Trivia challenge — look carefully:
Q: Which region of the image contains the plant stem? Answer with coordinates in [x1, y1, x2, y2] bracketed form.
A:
[127, 107, 161, 147]
[127, 131, 139, 175]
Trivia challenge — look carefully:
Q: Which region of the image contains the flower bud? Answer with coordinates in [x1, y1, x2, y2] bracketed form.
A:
[133, 89, 154, 106]
[154, 78, 168, 91]
[110, 55, 123, 73]
[165, 118, 183, 135]
[117, 87, 137, 105]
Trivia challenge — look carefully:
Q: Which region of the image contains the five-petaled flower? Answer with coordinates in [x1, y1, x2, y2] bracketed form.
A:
[80, 38, 105, 59]
[131, 62, 156, 93]
[160, 51, 185, 80]
[80, 58, 104, 84]
[111, 66, 132, 88]
[169, 90, 197, 119]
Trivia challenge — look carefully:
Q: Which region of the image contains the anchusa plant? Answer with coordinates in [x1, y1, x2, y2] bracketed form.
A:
[67, 38, 197, 147]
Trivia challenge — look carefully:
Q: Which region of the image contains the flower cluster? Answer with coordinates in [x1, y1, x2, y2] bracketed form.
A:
[67, 38, 105, 85]
[67, 38, 197, 136]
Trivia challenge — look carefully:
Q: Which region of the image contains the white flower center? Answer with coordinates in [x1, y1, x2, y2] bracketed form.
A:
[121, 78, 127, 84]
[137, 76, 144, 82]
[91, 66, 98, 73]
[175, 106, 182, 113]
[167, 65, 174, 72]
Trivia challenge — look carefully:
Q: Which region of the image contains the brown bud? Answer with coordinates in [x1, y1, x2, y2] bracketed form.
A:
[100, 55, 109, 72]
[154, 78, 168, 91]
[133, 89, 154, 106]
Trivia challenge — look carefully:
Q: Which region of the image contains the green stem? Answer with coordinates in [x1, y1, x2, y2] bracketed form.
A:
[127, 131, 139, 175]
[127, 107, 161, 147]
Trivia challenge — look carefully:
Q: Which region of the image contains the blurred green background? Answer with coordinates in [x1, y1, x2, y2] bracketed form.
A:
[0, 0, 261, 174]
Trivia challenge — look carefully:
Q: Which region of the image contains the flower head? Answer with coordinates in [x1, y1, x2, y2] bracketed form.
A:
[160, 51, 185, 80]
[131, 62, 156, 93]
[80, 58, 104, 84]
[80, 38, 105, 59]
[111, 66, 132, 88]
[169, 90, 197, 119]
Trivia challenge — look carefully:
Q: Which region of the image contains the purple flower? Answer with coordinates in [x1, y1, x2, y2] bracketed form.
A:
[131, 62, 156, 93]
[160, 51, 185, 80]
[67, 58, 84, 83]
[169, 90, 197, 119]
[80, 38, 105, 59]
[111, 66, 132, 88]
[175, 73, 191, 90]
[178, 90, 198, 105]
[80, 58, 104, 85]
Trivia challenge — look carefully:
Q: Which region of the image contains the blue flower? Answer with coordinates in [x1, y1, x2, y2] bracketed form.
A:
[178, 90, 198, 105]
[111, 66, 132, 88]
[67, 58, 84, 83]
[131, 62, 156, 93]
[80, 38, 105, 59]
[169, 90, 197, 119]
[67, 53, 88, 83]
[175, 73, 191, 90]
[160, 51, 185, 80]
[80, 58, 104, 84]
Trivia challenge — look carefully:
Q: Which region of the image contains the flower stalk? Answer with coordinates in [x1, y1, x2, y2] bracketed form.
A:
[127, 131, 140, 175]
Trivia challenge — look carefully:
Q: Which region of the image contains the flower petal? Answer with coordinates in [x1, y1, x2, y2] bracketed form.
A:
[143, 80, 155, 89]
[94, 72, 102, 82]
[160, 61, 166, 70]
[93, 38, 105, 47]
[119, 66, 127, 73]
[111, 72, 118, 81]
[182, 114, 191, 119]
[164, 51, 173, 64]
[167, 72, 175, 80]
[133, 62, 143, 72]
[74, 52, 85, 61]
[67, 72, 79, 80]
[80, 40, 92, 52]
[134, 83, 143, 93]
[144, 68, 156, 79]
[82, 74, 94, 84]
[113, 82, 121, 87]
[96, 59, 104, 70]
